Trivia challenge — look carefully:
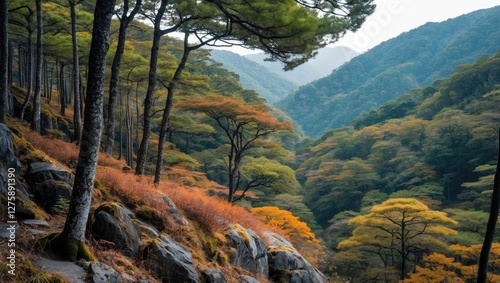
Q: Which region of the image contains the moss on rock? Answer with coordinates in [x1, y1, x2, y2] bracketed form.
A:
[37, 232, 96, 262]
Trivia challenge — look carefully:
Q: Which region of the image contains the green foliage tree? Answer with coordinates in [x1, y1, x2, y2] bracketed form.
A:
[337, 198, 457, 281]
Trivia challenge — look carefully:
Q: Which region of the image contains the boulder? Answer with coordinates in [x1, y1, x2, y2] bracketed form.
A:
[240, 275, 261, 283]
[143, 235, 199, 283]
[24, 162, 74, 190]
[0, 123, 21, 170]
[78, 261, 122, 283]
[91, 203, 141, 257]
[202, 268, 227, 283]
[33, 180, 72, 212]
[226, 224, 268, 277]
[161, 194, 189, 225]
[264, 231, 325, 282]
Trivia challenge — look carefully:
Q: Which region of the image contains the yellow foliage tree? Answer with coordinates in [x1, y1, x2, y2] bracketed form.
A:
[251, 206, 320, 249]
[405, 244, 500, 282]
[337, 198, 457, 281]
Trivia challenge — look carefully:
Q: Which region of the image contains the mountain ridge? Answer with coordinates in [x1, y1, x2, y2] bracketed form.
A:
[277, 6, 500, 137]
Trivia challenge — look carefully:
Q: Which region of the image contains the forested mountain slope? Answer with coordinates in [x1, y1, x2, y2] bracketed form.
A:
[210, 50, 299, 103]
[278, 6, 500, 137]
[297, 47, 500, 283]
[298, 50, 500, 232]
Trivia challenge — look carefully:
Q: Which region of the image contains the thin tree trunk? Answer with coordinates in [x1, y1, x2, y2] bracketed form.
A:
[154, 34, 191, 184]
[8, 41, 12, 86]
[118, 90, 123, 160]
[0, 0, 8, 124]
[477, 130, 500, 283]
[104, 0, 142, 156]
[18, 44, 23, 87]
[135, 0, 168, 175]
[48, 64, 54, 104]
[20, 28, 34, 121]
[70, 0, 82, 145]
[59, 62, 66, 116]
[57, 0, 115, 261]
[126, 86, 133, 167]
[31, 0, 43, 133]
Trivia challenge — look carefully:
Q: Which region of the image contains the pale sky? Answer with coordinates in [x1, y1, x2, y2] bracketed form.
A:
[332, 0, 500, 53]
[227, 0, 500, 55]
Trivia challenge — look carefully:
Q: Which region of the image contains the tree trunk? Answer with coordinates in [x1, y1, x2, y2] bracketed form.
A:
[20, 28, 34, 121]
[7, 42, 12, 85]
[153, 35, 190, 184]
[31, 0, 43, 133]
[126, 88, 133, 167]
[104, 0, 142, 156]
[70, 0, 82, 145]
[59, 62, 66, 116]
[135, 0, 168, 175]
[0, 0, 7, 124]
[56, 0, 115, 261]
[477, 130, 500, 283]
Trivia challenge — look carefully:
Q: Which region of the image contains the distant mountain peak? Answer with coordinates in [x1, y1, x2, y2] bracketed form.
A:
[245, 46, 360, 85]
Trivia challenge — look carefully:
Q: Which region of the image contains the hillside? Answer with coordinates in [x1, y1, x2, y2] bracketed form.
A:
[209, 50, 299, 104]
[245, 46, 359, 86]
[294, 49, 500, 282]
[277, 6, 500, 137]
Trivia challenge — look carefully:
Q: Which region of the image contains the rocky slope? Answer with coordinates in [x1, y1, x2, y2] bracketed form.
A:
[0, 89, 325, 283]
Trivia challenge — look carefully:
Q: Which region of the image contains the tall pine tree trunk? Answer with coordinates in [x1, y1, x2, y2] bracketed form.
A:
[153, 36, 191, 184]
[135, 0, 168, 175]
[31, 0, 43, 133]
[52, 0, 115, 261]
[104, 0, 142, 156]
[0, 0, 7, 124]
[20, 27, 34, 121]
[59, 62, 66, 116]
[70, 0, 82, 144]
[477, 130, 500, 283]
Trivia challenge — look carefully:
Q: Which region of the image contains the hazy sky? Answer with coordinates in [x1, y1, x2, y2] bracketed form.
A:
[332, 0, 500, 53]
[227, 0, 500, 55]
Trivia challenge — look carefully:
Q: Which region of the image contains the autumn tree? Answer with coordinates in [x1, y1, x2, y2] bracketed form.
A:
[252, 206, 320, 250]
[177, 95, 293, 202]
[478, 130, 500, 283]
[42, 0, 115, 261]
[406, 244, 500, 283]
[337, 198, 457, 281]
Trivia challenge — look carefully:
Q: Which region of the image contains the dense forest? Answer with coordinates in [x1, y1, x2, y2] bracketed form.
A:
[0, 0, 500, 283]
[277, 6, 500, 137]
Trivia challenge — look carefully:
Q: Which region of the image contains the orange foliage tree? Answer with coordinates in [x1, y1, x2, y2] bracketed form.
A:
[251, 206, 320, 249]
[177, 95, 293, 202]
[405, 243, 500, 282]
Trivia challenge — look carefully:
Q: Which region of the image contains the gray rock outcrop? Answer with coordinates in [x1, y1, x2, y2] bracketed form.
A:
[202, 268, 227, 283]
[161, 194, 189, 225]
[78, 261, 122, 283]
[142, 235, 199, 283]
[33, 180, 72, 212]
[265, 232, 325, 283]
[24, 162, 74, 189]
[91, 203, 141, 257]
[226, 224, 268, 277]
